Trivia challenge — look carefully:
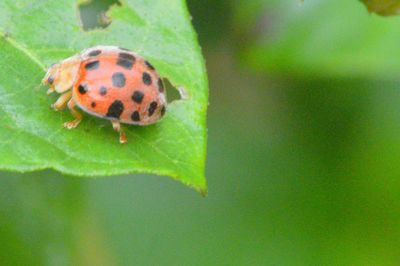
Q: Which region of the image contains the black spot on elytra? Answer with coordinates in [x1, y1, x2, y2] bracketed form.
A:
[145, 60, 155, 70]
[157, 78, 164, 93]
[142, 72, 152, 85]
[117, 52, 136, 70]
[99, 86, 107, 96]
[161, 106, 166, 116]
[88, 50, 102, 57]
[106, 100, 124, 119]
[91, 102, 96, 108]
[131, 111, 140, 122]
[132, 90, 144, 104]
[112, 72, 126, 88]
[78, 84, 88, 94]
[148, 101, 158, 116]
[85, 60, 100, 70]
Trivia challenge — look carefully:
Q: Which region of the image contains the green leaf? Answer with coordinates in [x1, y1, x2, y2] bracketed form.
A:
[241, 0, 400, 78]
[0, 0, 208, 193]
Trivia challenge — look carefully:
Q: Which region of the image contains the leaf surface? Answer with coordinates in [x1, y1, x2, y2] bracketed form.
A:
[0, 0, 208, 193]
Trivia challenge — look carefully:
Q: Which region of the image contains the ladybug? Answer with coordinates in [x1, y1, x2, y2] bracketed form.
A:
[42, 46, 167, 144]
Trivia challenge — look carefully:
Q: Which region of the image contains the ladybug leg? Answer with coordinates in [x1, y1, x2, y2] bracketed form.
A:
[64, 99, 82, 129]
[47, 87, 55, 95]
[51, 91, 72, 111]
[111, 120, 127, 144]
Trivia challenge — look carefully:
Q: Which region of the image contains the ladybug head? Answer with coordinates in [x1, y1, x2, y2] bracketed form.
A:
[42, 63, 60, 86]
[41, 55, 81, 93]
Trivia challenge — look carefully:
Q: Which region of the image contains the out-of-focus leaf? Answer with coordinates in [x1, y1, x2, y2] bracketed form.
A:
[361, 0, 400, 16]
[241, 0, 400, 78]
[0, 171, 84, 265]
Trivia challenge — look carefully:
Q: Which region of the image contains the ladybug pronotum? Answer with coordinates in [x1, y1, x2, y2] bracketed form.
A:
[42, 46, 167, 144]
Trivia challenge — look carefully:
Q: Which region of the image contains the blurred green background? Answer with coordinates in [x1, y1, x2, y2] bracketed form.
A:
[2, 0, 400, 265]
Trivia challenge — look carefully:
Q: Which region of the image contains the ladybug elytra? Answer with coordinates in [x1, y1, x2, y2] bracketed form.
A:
[42, 46, 167, 144]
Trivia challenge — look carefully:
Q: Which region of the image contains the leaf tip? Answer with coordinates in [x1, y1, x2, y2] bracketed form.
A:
[199, 187, 208, 197]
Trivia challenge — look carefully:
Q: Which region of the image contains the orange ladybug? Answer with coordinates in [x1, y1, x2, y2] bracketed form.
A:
[42, 46, 167, 144]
